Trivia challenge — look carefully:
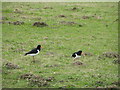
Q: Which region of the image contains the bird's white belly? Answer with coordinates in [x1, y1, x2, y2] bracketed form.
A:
[28, 54, 37, 56]
[75, 54, 81, 59]
[28, 50, 39, 56]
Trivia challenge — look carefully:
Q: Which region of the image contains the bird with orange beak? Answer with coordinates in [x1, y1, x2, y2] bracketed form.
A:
[72, 50, 84, 60]
[24, 45, 42, 62]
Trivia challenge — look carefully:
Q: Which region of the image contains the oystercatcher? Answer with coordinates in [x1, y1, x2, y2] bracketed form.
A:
[24, 45, 41, 62]
[72, 50, 84, 60]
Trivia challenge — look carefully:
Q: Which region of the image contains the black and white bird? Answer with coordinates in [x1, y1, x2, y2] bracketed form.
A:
[24, 45, 42, 62]
[72, 50, 84, 60]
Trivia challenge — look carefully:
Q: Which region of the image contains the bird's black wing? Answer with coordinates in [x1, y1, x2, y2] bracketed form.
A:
[26, 48, 38, 54]
[72, 53, 76, 57]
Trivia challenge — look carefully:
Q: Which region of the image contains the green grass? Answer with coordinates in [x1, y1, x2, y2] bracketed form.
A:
[2, 2, 118, 88]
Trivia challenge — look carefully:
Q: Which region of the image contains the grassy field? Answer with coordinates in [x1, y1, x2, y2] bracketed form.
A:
[2, 2, 119, 88]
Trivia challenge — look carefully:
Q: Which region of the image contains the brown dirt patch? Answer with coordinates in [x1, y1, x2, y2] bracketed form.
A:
[20, 73, 49, 87]
[20, 73, 35, 80]
[29, 75, 48, 87]
[33, 22, 48, 27]
[82, 16, 90, 19]
[2, 21, 24, 25]
[113, 59, 120, 64]
[98, 52, 119, 60]
[13, 21, 24, 25]
[73, 61, 83, 66]
[102, 52, 119, 58]
[5, 62, 20, 69]
[58, 15, 66, 18]
[43, 7, 53, 9]
[71, 7, 78, 10]
[59, 80, 64, 83]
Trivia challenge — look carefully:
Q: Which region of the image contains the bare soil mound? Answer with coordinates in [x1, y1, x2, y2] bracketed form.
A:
[5, 62, 20, 69]
[73, 61, 83, 66]
[33, 22, 48, 27]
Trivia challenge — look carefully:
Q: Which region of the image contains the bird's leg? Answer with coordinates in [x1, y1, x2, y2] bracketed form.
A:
[73, 58, 77, 61]
[33, 56, 35, 63]
[73, 57, 79, 61]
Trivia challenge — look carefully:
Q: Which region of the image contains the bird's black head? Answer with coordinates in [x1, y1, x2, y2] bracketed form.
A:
[37, 45, 41, 50]
[77, 50, 82, 55]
